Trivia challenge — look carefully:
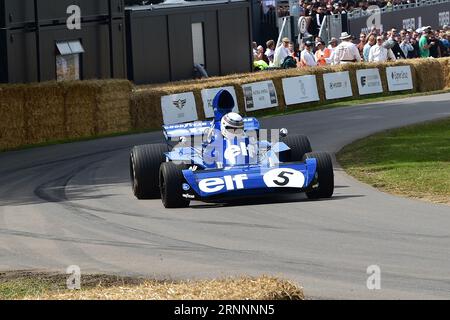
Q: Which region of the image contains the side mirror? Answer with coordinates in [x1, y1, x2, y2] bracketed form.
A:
[280, 128, 288, 138]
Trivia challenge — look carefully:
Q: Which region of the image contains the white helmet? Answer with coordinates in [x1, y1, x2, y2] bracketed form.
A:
[220, 112, 245, 140]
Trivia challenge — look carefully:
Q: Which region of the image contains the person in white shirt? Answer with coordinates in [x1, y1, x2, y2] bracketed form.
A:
[327, 37, 338, 65]
[368, 36, 396, 62]
[273, 37, 291, 68]
[300, 41, 317, 67]
[333, 32, 361, 65]
[265, 39, 275, 65]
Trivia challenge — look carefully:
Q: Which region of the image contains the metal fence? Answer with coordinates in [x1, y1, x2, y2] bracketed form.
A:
[348, 0, 450, 20]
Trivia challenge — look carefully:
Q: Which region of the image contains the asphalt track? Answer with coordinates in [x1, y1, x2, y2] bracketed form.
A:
[1, 93, 449, 299]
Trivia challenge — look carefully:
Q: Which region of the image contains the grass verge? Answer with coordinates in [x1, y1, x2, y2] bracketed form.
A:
[337, 117, 450, 205]
[0, 271, 304, 300]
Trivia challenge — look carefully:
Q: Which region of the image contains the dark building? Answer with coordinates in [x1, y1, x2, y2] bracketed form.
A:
[0, 0, 127, 83]
[1, 0, 252, 85]
[125, 0, 253, 84]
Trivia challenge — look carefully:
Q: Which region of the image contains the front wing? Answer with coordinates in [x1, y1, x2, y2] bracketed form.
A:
[181, 159, 317, 199]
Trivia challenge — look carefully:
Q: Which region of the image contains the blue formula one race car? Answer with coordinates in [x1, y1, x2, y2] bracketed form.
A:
[130, 90, 334, 208]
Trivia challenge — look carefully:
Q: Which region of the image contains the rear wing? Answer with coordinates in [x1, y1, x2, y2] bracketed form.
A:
[163, 117, 260, 140]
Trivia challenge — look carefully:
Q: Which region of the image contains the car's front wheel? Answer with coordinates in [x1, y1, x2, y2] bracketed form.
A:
[304, 152, 334, 199]
[159, 162, 190, 208]
[130, 144, 169, 199]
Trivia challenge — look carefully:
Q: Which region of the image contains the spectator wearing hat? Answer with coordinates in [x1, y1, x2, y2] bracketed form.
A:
[273, 37, 291, 68]
[333, 32, 361, 65]
[326, 37, 338, 65]
[368, 36, 396, 62]
[300, 41, 317, 67]
[327, 37, 338, 51]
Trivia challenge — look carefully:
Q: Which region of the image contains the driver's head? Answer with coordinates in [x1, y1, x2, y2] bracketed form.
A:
[220, 112, 244, 140]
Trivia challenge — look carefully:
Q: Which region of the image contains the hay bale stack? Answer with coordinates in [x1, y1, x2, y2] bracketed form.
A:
[0, 85, 26, 150]
[24, 82, 66, 145]
[96, 80, 132, 135]
[130, 88, 164, 130]
[437, 57, 450, 88]
[407, 59, 444, 92]
[62, 81, 97, 139]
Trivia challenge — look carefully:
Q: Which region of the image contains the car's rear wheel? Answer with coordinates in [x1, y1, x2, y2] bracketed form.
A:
[304, 152, 334, 199]
[130, 144, 169, 199]
[280, 134, 312, 162]
[160, 162, 190, 208]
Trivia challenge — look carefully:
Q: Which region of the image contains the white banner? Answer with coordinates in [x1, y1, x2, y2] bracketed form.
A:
[386, 66, 413, 92]
[201, 87, 239, 118]
[242, 80, 278, 112]
[161, 92, 198, 125]
[356, 68, 383, 95]
[323, 71, 353, 100]
[282, 75, 320, 106]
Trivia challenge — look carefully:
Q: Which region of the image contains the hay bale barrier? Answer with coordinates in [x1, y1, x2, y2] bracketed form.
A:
[96, 80, 133, 135]
[62, 81, 98, 139]
[132, 59, 446, 128]
[437, 57, 450, 89]
[0, 85, 26, 150]
[24, 82, 66, 145]
[0, 80, 133, 151]
[0, 59, 448, 151]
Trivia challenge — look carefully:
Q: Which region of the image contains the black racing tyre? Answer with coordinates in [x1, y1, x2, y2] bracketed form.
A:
[130, 144, 169, 199]
[304, 152, 334, 199]
[159, 162, 191, 209]
[281, 134, 313, 162]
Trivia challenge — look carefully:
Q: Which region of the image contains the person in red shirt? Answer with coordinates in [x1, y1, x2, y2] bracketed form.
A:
[315, 41, 330, 66]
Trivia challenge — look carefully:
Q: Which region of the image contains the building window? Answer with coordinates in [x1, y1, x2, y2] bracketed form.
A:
[191, 22, 205, 67]
[55, 40, 85, 81]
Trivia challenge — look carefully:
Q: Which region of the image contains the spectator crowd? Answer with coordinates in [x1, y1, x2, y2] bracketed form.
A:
[252, 25, 450, 70]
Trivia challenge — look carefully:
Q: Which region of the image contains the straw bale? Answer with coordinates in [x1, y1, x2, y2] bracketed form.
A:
[23, 82, 65, 145]
[0, 85, 26, 150]
[96, 80, 132, 135]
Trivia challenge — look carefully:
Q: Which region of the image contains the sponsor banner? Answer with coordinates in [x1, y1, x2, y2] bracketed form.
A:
[386, 66, 413, 92]
[161, 92, 198, 125]
[282, 75, 320, 106]
[242, 80, 278, 111]
[201, 87, 239, 118]
[356, 68, 383, 95]
[323, 71, 353, 100]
